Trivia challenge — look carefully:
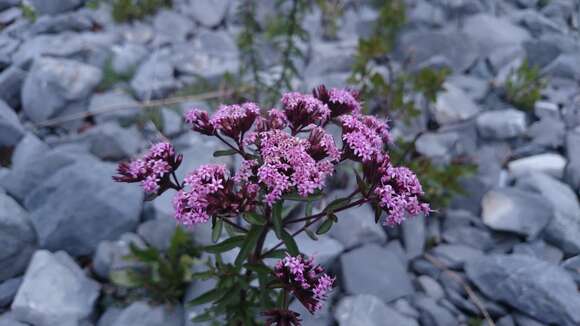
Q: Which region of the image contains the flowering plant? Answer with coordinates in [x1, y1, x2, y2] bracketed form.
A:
[114, 85, 429, 324]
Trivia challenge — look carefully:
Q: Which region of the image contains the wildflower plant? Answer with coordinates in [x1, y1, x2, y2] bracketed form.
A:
[114, 85, 429, 324]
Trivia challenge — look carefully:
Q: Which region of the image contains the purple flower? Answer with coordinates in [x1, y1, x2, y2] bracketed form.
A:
[211, 102, 260, 140]
[340, 114, 390, 162]
[313, 85, 361, 117]
[281, 92, 330, 133]
[274, 255, 335, 314]
[307, 127, 341, 162]
[114, 142, 182, 195]
[173, 164, 257, 226]
[185, 109, 216, 135]
[263, 309, 302, 326]
[256, 108, 289, 132]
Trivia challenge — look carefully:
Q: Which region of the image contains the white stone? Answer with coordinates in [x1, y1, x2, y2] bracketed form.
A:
[508, 153, 567, 178]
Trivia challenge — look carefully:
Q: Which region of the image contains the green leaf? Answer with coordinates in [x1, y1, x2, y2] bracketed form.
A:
[262, 249, 287, 259]
[325, 197, 351, 213]
[128, 243, 159, 262]
[305, 201, 313, 217]
[244, 263, 273, 276]
[145, 108, 164, 132]
[212, 219, 223, 243]
[235, 225, 264, 266]
[203, 236, 246, 254]
[282, 191, 324, 202]
[213, 149, 238, 157]
[280, 230, 299, 256]
[305, 228, 319, 240]
[272, 201, 283, 238]
[316, 218, 334, 235]
[243, 212, 266, 226]
[110, 269, 140, 288]
[187, 287, 229, 306]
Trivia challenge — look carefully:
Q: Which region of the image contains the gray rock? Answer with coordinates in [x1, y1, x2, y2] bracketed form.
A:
[0, 65, 26, 108]
[481, 188, 552, 239]
[392, 298, 420, 319]
[0, 312, 28, 326]
[171, 42, 239, 83]
[417, 276, 444, 300]
[415, 131, 460, 163]
[131, 52, 178, 100]
[137, 218, 177, 252]
[430, 244, 483, 269]
[186, 0, 230, 27]
[88, 91, 141, 124]
[528, 116, 565, 148]
[21, 57, 102, 123]
[329, 204, 386, 249]
[462, 14, 531, 55]
[402, 215, 426, 259]
[0, 276, 21, 307]
[513, 240, 563, 263]
[0, 99, 24, 147]
[0, 0, 19, 11]
[111, 43, 148, 75]
[335, 294, 418, 326]
[442, 226, 494, 251]
[184, 277, 221, 325]
[516, 172, 580, 254]
[397, 30, 478, 73]
[533, 100, 560, 119]
[93, 233, 146, 279]
[465, 254, 580, 326]
[447, 75, 489, 101]
[12, 250, 100, 326]
[513, 313, 547, 326]
[28, 11, 94, 35]
[0, 36, 19, 68]
[153, 10, 194, 45]
[413, 295, 458, 326]
[341, 244, 414, 302]
[543, 54, 580, 81]
[305, 39, 356, 78]
[88, 122, 142, 161]
[432, 82, 481, 125]
[508, 153, 566, 178]
[24, 158, 143, 256]
[565, 128, 580, 190]
[514, 9, 565, 36]
[496, 315, 516, 326]
[97, 307, 123, 326]
[476, 109, 527, 139]
[524, 39, 562, 68]
[29, 0, 83, 15]
[111, 301, 183, 326]
[293, 232, 344, 267]
[0, 192, 36, 281]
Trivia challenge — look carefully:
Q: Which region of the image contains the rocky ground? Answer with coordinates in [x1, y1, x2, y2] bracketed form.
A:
[1, 0, 580, 325]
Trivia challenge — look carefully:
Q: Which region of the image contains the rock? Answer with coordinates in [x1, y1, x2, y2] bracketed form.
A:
[565, 128, 580, 190]
[516, 172, 580, 254]
[186, 0, 230, 27]
[462, 14, 531, 55]
[0, 36, 19, 68]
[0, 0, 19, 11]
[28, 11, 94, 35]
[292, 232, 344, 267]
[442, 226, 494, 251]
[0, 312, 28, 326]
[402, 215, 426, 259]
[465, 254, 580, 326]
[476, 109, 527, 139]
[524, 39, 562, 68]
[171, 42, 239, 83]
[340, 244, 414, 302]
[28, 0, 83, 15]
[543, 54, 580, 81]
[0, 99, 24, 147]
[513, 313, 547, 326]
[97, 307, 123, 326]
[329, 204, 386, 249]
[334, 294, 418, 326]
[447, 75, 489, 101]
[513, 240, 563, 263]
[413, 295, 458, 326]
[397, 30, 478, 72]
[430, 244, 483, 269]
[415, 131, 460, 163]
[305, 39, 356, 78]
[111, 301, 184, 326]
[496, 315, 516, 326]
[0, 277, 22, 307]
[514, 9, 565, 36]
[153, 10, 194, 45]
[111, 43, 148, 75]
[137, 218, 177, 252]
[21, 57, 102, 124]
[528, 116, 565, 148]
[392, 298, 420, 319]
[508, 153, 566, 178]
[87, 122, 142, 161]
[432, 82, 481, 125]
[11, 250, 100, 326]
[0, 192, 36, 281]
[0, 65, 26, 108]
[131, 51, 178, 100]
[533, 100, 560, 119]
[24, 158, 143, 256]
[93, 233, 146, 279]
[481, 188, 552, 239]
[88, 91, 141, 124]
[184, 277, 222, 325]
[417, 276, 444, 300]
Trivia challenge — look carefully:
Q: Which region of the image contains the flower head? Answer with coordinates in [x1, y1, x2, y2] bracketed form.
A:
[256, 109, 288, 132]
[185, 108, 215, 135]
[313, 85, 361, 117]
[263, 309, 302, 326]
[340, 114, 390, 162]
[281, 92, 330, 132]
[274, 255, 335, 314]
[211, 102, 260, 140]
[113, 142, 182, 195]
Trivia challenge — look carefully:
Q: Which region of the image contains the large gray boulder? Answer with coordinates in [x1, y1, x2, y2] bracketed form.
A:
[476, 109, 527, 139]
[329, 204, 387, 249]
[432, 82, 481, 125]
[11, 250, 100, 326]
[131, 51, 178, 100]
[340, 244, 413, 303]
[462, 14, 531, 55]
[335, 294, 418, 326]
[465, 254, 580, 326]
[0, 65, 26, 108]
[0, 193, 36, 281]
[110, 301, 184, 326]
[24, 158, 143, 256]
[28, 0, 84, 15]
[186, 0, 230, 27]
[481, 188, 552, 239]
[21, 57, 102, 123]
[0, 99, 24, 147]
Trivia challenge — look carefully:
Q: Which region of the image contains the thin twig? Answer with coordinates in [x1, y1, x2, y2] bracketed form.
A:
[220, 216, 249, 233]
[424, 253, 496, 326]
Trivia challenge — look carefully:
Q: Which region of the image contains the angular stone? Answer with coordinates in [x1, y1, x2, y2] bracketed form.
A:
[335, 294, 418, 326]
[413, 295, 458, 326]
[131, 51, 178, 100]
[508, 153, 566, 178]
[24, 158, 143, 256]
[0, 65, 25, 108]
[88, 91, 140, 124]
[28, 0, 83, 15]
[476, 109, 527, 139]
[402, 215, 426, 259]
[417, 275, 444, 300]
[293, 232, 344, 267]
[87, 122, 142, 161]
[186, 0, 231, 27]
[21, 57, 102, 123]
[11, 250, 100, 326]
[111, 43, 148, 75]
[93, 233, 146, 279]
[0, 99, 24, 147]
[462, 14, 531, 55]
[528, 116, 565, 148]
[543, 54, 580, 81]
[0, 192, 36, 281]
[430, 244, 483, 269]
[533, 100, 560, 119]
[137, 218, 178, 252]
[565, 128, 580, 190]
[516, 172, 580, 254]
[442, 226, 494, 251]
[415, 131, 460, 163]
[153, 10, 194, 45]
[465, 254, 580, 326]
[481, 188, 552, 239]
[341, 244, 414, 302]
[28, 11, 94, 35]
[432, 82, 481, 125]
[111, 301, 183, 326]
[329, 204, 386, 249]
[513, 240, 564, 264]
[0, 276, 22, 307]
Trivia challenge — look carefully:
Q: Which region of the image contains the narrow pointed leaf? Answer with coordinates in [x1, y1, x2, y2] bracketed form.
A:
[213, 149, 238, 157]
[280, 230, 299, 256]
[316, 218, 334, 235]
[203, 236, 245, 254]
[212, 219, 223, 243]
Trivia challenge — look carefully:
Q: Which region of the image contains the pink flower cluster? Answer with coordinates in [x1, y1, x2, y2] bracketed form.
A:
[313, 85, 361, 117]
[274, 255, 335, 314]
[341, 114, 391, 162]
[281, 92, 330, 133]
[185, 102, 260, 141]
[113, 142, 182, 194]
